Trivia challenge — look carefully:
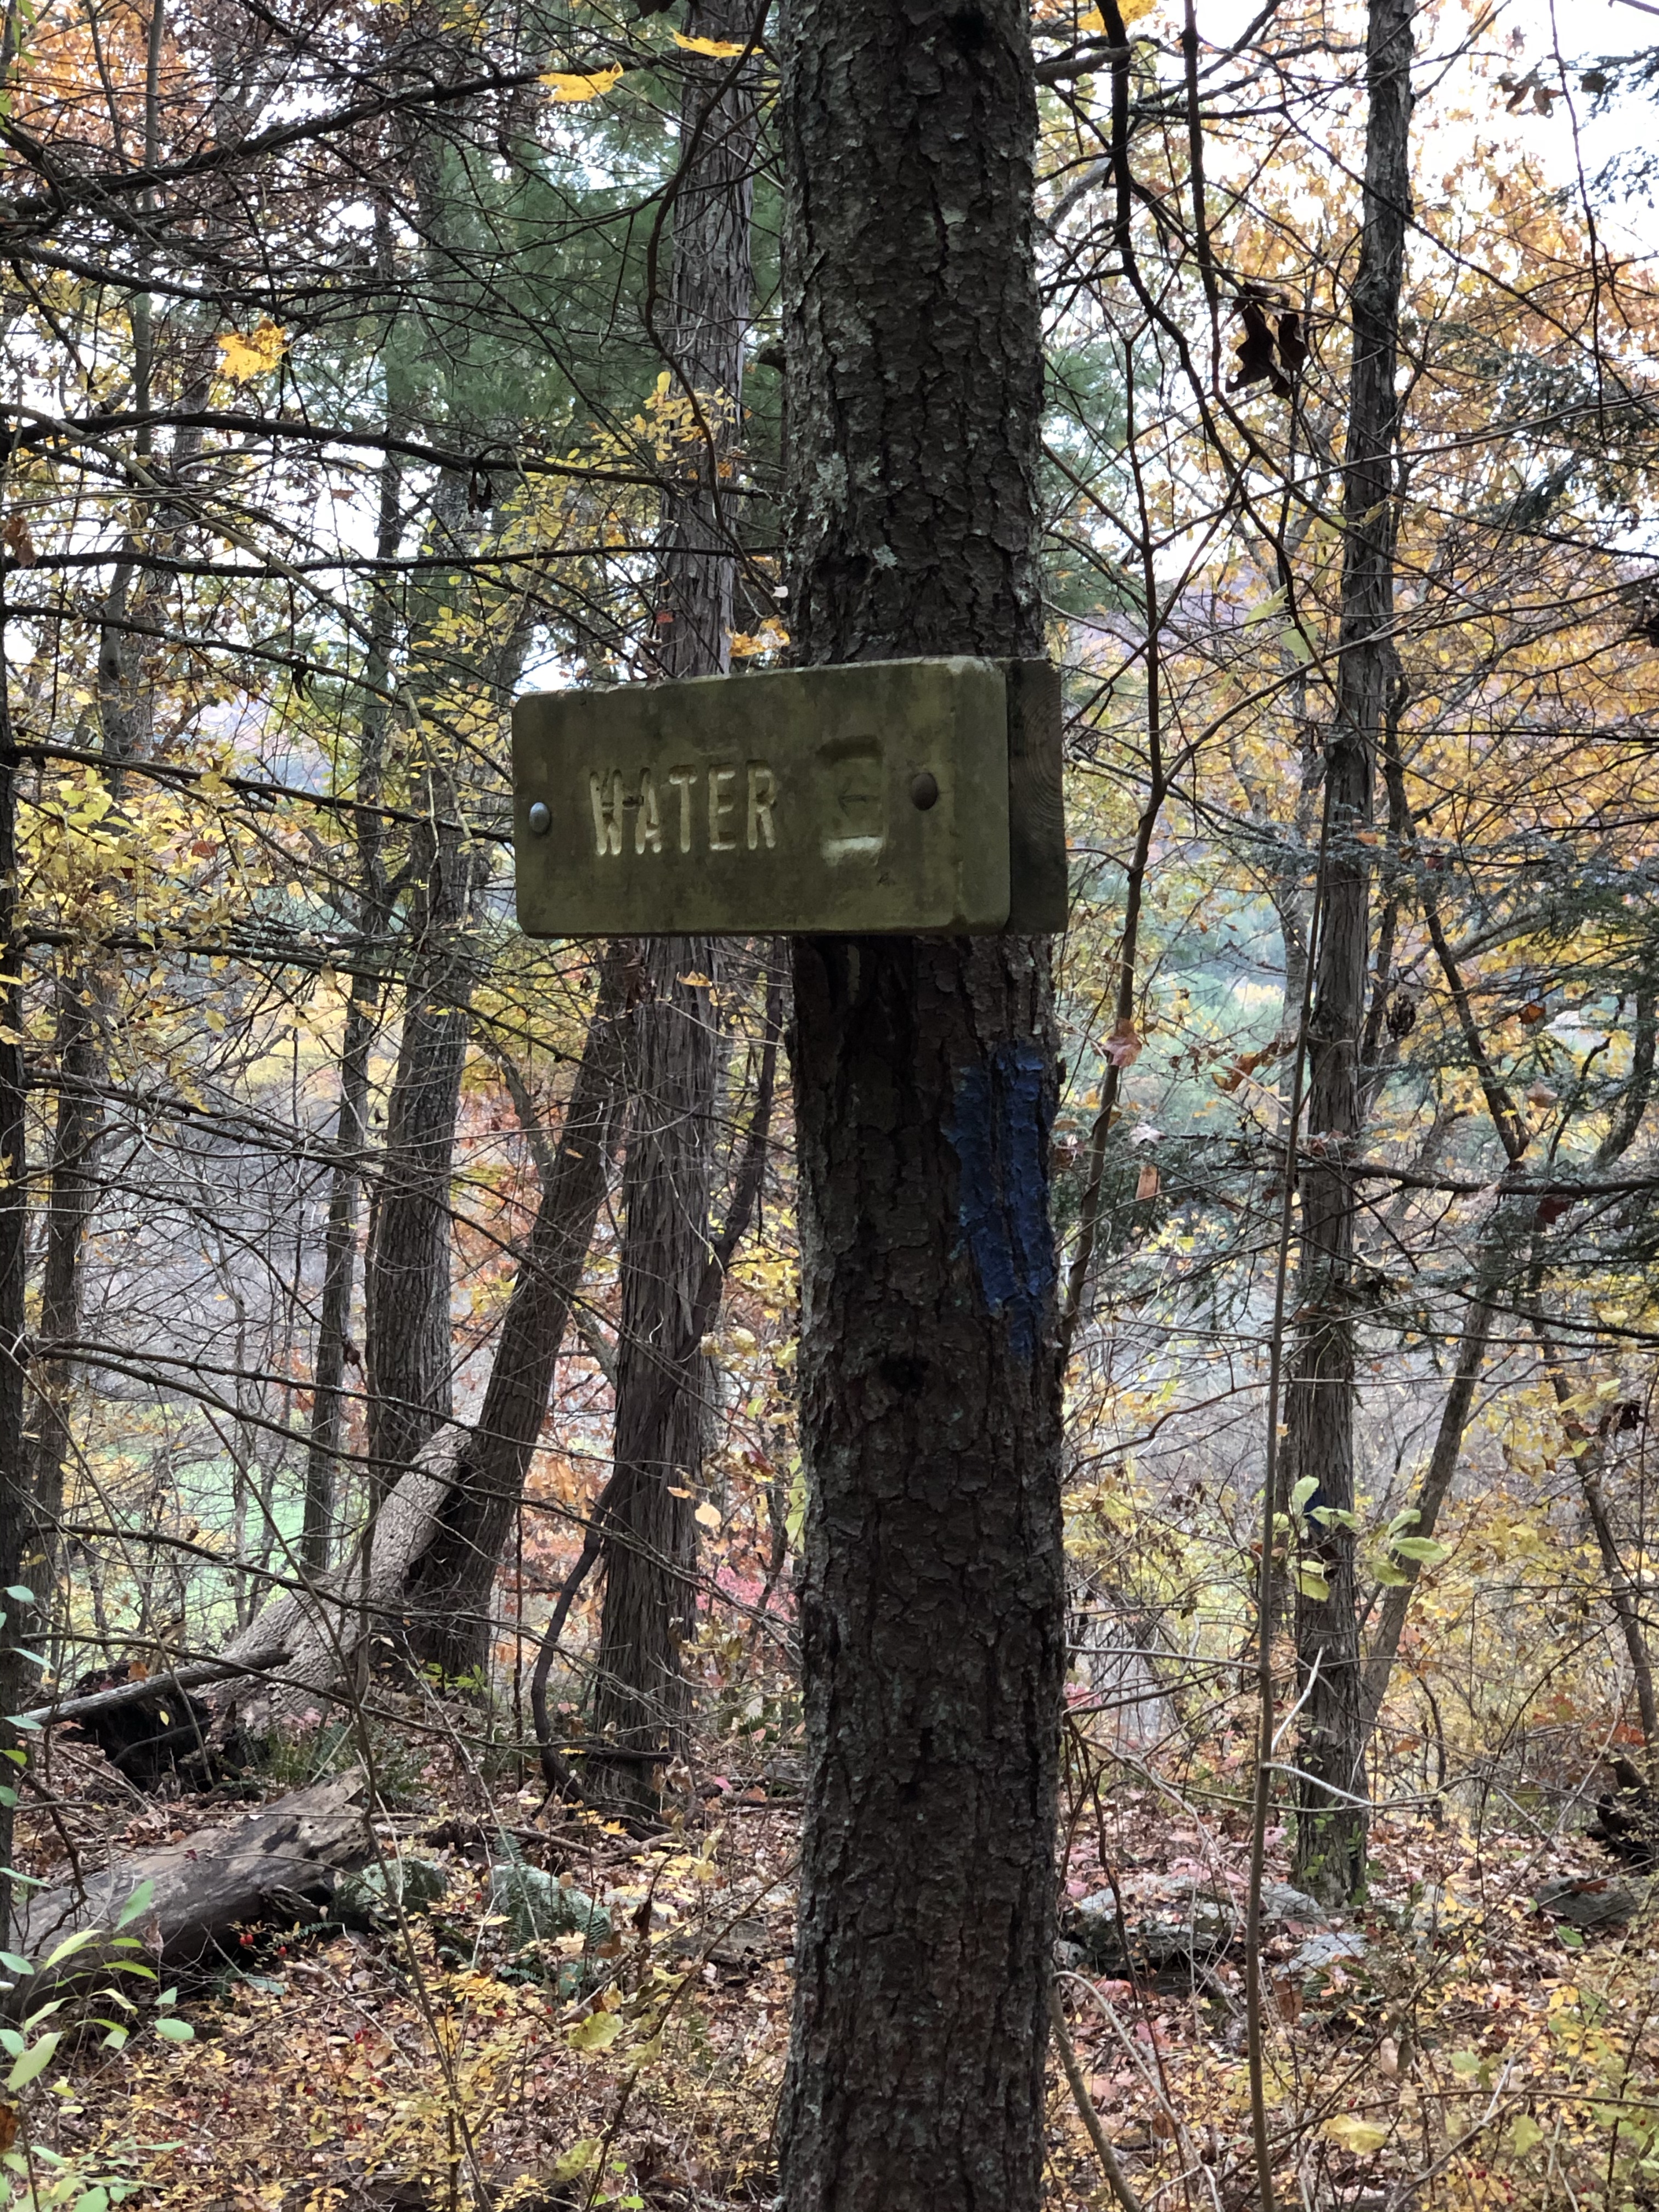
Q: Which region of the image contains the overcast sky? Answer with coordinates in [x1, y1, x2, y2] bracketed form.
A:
[1184, 0, 1658, 259]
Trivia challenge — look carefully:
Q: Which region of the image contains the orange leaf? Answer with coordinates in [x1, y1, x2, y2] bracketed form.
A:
[1103, 1019, 1141, 1069]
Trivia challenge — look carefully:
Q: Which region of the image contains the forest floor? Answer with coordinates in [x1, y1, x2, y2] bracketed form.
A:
[4, 1718, 1654, 2212]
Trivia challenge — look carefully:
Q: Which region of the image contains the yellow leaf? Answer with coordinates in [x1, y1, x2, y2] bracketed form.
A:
[217, 321, 288, 380]
[1323, 2117, 1387, 2154]
[729, 619, 790, 659]
[1079, 0, 1154, 27]
[552, 2138, 603, 2182]
[673, 30, 746, 54]
[567, 2011, 623, 2052]
[541, 64, 624, 101]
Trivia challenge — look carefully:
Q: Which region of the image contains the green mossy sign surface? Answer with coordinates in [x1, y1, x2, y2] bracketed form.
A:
[511, 657, 1066, 937]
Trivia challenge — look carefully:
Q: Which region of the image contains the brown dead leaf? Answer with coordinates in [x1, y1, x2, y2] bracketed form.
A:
[1103, 1019, 1142, 1070]
[1216, 1043, 1279, 1094]
[2, 516, 36, 569]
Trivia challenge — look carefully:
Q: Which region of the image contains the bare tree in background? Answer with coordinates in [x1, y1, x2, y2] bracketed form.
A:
[589, 0, 760, 1817]
[1283, 0, 1414, 1904]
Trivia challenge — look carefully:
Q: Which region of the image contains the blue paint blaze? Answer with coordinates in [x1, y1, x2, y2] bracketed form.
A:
[945, 1043, 1057, 1361]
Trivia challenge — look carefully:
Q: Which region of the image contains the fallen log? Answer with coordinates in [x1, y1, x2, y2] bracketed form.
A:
[16, 1639, 290, 1730]
[10, 1771, 371, 2006]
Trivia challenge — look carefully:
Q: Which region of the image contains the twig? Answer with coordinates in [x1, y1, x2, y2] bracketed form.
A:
[1049, 1985, 1144, 2212]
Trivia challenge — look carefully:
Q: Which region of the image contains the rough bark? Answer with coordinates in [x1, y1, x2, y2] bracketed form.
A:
[402, 944, 633, 1675]
[588, 938, 719, 1815]
[584, 1, 759, 1816]
[584, 4, 761, 1814]
[652, 0, 759, 684]
[775, 0, 1065, 2202]
[1285, 0, 1413, 1907]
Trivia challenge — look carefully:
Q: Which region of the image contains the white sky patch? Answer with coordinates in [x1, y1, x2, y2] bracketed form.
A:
[1182, 0, 1658, 258]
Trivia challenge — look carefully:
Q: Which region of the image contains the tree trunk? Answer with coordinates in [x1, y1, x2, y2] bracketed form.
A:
[32, 488, 153, 1626]
[588, 938, 718, 1814]
[402, 943, 634, 1675]
[586, 0, 758, 1816]
[29, 981, 104, 1602]
[213, 1425, 471, 1727]
[363, 809, 479, 1486]
[1285, 0, 1413, 1907]
[302, 445, 400, 1570]
[651, 0, 759, 685]
[0, 579, 30, 1944]
[528, 968, 781, 1797]
[304, 988, 377, 1570]
[1577, 1440, 1659, 1756]
[775, 0, 1065, 2202]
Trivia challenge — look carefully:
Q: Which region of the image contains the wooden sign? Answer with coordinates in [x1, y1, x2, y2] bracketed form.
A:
[511, 656, 1066, 938]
